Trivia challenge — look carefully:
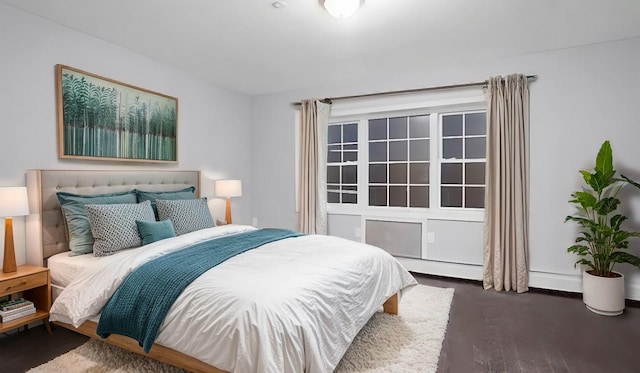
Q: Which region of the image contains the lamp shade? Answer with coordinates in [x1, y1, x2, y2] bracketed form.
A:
[215, 180, 243, 198]
[0, 187, 29, 217]
[324, 0, 361, 18]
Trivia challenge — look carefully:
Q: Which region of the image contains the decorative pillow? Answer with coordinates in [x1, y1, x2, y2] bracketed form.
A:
[136, 187, 196, 219]
[85, 200, 156, 257]
[136, 219, 176, 245]
[156, 198, 214, 235]
[57, 190, 137, 256]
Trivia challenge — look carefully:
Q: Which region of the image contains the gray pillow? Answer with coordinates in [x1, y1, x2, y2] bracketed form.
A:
[136, 186, 196, 219]
[156, 198, 214, 235]
[85, 200, 156, 257]
[57, 190, 138, 256]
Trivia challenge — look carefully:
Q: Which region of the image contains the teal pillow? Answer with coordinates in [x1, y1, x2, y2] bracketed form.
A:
[57, 190, 137, 256]
[136, 186, 196, 219]
[136, 219, 176, 245]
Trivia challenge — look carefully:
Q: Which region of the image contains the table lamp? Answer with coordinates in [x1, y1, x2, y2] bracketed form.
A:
[215, 180, 242, 224]
[0, 187, 29, 273]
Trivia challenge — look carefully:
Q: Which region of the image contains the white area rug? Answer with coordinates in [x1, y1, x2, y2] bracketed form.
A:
[29, 285, 454, 373]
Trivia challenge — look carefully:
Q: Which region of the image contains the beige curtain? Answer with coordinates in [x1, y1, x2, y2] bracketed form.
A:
[299, 99, 331, 234]
[483, 74, 530, 293]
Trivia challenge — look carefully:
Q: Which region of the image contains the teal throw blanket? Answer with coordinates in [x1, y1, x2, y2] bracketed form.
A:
[96, 228, 302, 352]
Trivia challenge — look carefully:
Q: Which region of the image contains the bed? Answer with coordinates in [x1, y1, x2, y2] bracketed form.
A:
[25, 169, 417, 373]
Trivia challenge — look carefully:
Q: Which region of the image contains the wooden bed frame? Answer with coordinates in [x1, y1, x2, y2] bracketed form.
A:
[25, 169, 399, 373]
[55, 294, 398, 373]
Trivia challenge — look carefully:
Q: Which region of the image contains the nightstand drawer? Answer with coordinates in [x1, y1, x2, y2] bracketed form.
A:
[0, 272, 48, 297]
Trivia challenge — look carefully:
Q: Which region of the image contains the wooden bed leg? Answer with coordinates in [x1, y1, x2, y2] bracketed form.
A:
[383, 293, 398, 315]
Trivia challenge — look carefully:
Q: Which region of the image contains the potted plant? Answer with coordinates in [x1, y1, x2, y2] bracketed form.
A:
[565, 140, 640, 316]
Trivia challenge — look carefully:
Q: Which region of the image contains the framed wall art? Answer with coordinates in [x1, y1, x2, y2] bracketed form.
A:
[56, 64, 178, 163]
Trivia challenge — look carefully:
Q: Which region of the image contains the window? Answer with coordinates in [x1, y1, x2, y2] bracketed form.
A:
[327, 107, 486, 214]
[327, 122, 358, 204]
[368, 115, 430, 208]
[440, 112, 486, 208]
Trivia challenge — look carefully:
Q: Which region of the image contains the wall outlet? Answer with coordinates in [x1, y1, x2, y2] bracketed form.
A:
[252, 217, 258, 227]
[354, 227, 362, 238]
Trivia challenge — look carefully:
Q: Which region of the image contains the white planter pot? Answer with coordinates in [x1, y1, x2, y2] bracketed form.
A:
[582, 270, 625, 316]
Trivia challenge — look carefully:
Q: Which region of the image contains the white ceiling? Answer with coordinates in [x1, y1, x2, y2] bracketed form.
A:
[3, 0, 640, 95]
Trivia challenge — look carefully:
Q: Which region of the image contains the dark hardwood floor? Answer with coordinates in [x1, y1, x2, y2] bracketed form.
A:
[1, 273, 639, 372]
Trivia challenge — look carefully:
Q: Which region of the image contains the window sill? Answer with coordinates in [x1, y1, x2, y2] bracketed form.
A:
[327, 204, 484, 222]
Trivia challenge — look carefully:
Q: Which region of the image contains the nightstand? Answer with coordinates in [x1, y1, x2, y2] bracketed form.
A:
[0, 265, 51, 333]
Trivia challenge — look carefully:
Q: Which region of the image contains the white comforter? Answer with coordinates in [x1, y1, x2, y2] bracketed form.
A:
[49, 225, 417, 373]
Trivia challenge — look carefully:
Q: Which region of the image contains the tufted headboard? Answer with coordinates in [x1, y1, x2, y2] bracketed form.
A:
[25, 169, 201, 266]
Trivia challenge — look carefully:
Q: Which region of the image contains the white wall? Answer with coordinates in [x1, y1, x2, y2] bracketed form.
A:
[0, 4, 253, 266]
[251, 37, 640, 299]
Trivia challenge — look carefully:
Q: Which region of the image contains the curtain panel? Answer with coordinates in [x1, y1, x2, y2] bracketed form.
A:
[483, 74, 530, 293]
[298, 99, 331, 234]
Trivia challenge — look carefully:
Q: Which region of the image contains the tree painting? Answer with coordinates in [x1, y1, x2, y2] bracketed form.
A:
[57, 65, 177, 162]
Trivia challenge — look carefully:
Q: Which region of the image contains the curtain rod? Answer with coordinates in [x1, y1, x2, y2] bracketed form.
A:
[294, 75, 537, 105]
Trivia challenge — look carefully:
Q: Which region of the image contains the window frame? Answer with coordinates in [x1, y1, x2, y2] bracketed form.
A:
[326, 90, 486, 222]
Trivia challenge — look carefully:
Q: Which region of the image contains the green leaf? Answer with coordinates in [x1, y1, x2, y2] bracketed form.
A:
[569, 191, 597, 209]
[567, 245, 589, 255]
[589, 171, 614, 193]
[595, 197, 620, 215]
[610, 251, 640, 268]
[580, 170, 592, 185]
[565, 216, 595, 227]
[574, 258, 595, 270]
[610, 215, 627, 231]
[595, 140, 613, 177]
[621, 174, 640, 190]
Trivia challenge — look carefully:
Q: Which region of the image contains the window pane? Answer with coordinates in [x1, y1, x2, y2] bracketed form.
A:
[389, 163, 407, 184]
[328, 125, 341, 144]
[369, 142, 387, 162]
[410, 163, 429, 184]
[342, 185, 357, 191]
[410, 115, 429, 138]
[343, 143, 357, 162]
[465, 113, 486, 135]
[389, 141, 408, 161]
[327, 166, 340, 184]
[342, 165, 357, 184]
[441, 186, 463, 207]
[465, 187, 485, 208]
[389, 186, 407, 207]
[442, 163, 463, 184]
[344, 143, 357, 150]
[327, 184, 340, 192]
[328, 192, 340, 203]
[369, 164, 387, 183]
[443, 138, 462, 159]
[409, 139, 429, 161]
[465, 163, 485, 185]
[410, 186, 429, 208]
[389, 117, 407, 139]
[343, 150, 357, 162]
[342, 193, 357, 204]
[343, 123, 358, 142]
[443, 114, 463, 136]
[369, 186, 387, 206]
[328, 144, 341, 163]
[465, 137, 486, 159]
[369, 119, 387, 140]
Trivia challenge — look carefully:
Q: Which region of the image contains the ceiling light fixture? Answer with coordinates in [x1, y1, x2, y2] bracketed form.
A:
[324, 0, 362, 18]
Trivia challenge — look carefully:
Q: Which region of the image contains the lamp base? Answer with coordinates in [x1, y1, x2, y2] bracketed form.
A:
[225, 197, 233, 225]
[3, 217, 17, 273]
